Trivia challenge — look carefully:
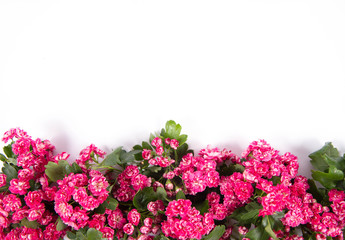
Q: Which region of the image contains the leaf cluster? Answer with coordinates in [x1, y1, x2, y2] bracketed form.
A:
[309, 142, 345, 190]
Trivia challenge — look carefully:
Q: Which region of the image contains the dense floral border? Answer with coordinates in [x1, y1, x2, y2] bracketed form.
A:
[0, 120, 344, 240]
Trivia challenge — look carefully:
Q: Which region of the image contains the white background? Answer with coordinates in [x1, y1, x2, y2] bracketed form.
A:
[1, 0, 345, 178]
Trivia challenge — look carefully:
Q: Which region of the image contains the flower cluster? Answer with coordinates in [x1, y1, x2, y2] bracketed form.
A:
[54, 169, 109, 229]
[0, 128, 67, 240]
[1, 121, 345, 240]
[161, 199, 214, 240]
[113, 165, 151, 202]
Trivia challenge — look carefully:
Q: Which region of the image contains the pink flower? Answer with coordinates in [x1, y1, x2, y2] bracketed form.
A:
[12, 207, 29, 222]
[147, 200, 165, 215]
[11, 137, 32, 155]
[25, 190, 43, 208]
[144, 218, 153, 227]
[142, 149, 152, 160]
[53, 152, 70, 162]
[123, 223, 135, 235]
[209, 203, 228, 220]
[80, 196, 102, 211]
[123, 165, 140, 179]
[207, 192, 220, 205]
[54, 201, 73, 219]
[16, 152, 35, 169]
[43, 187, 57, 201]
[155, 146, 164, 155]
[37, 210, 54, 225]
[163, 171, 176, 179]
[32, 138, 55, 156]
[100, 227, 114, 240]
[238, 226, 248, 235]
[27, 203, 45, 221]
[19, 226, 43, 239]
[66, 207, 89, 230]
[2, 128, 29, 143]
[162, 199, 213, 239]
[43, 223, 65, 240]
[183, 171, 207, 195]
[9, 178, 30, 195]
[165, 138, 171, 144]
[0, 174, 6, 187]
[234, 181, 253, 202]
[131, 174, 150, 191]
[329, 189, 345, 203]
[88, 174, 109, 196]
[150, 157, 175, 168]
[0, 215, 9, 228]
[73, 188, 88, 203]
[199, 145, 232, 163]
[3, 194, 22, 212]
[140, 226, 151, 234]
[18, 168, 34, 181]
[114, 187, 136, 202]
[107, 209, 127, 229]
[128, 209, 141, 226]
[151, 137, 162, 147]
[170, 139, 179, 149]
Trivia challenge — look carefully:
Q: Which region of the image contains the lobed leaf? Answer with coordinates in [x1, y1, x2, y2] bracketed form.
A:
[86, 228, 103, 240]
[2, 163, 18, 183]
[100, 147, 122, 167]
[45, 160, 70, 182]
[21, 218, 39, 229]
[311, 165, 344, 189]
[309, 142, 345, 171]
[202, 225, 225, 240]
[133, 187, 167, 211]
[245, 226, 270, 240]
[3, 144, 15, 158]
[56, 217, 68, 231]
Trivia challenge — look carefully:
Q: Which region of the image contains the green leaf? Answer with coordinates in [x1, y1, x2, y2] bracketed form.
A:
[164, 120, 182, 139]
[176, 143, 189, 160]
[120, 149, 141, 164]
[133, 145, 143, 151]
[309, 142, 345, 171]
[311, 165, 344, 189]
[195, 200, 209, 215]
[45, 160, 70, 182]
[142, 141, 153, 151]
[231, 201, 261, 225]
[262, 216, 279, 240]
[21, 218, 39, 229]
[202, 225, 225, 240]
[67, 232, 77, 239]
[2, 163, 18, 182]
[100, 147, 122, 167]
[102, 196, 118, 210]
[176, 190, 186, 200]
[86, 228, 103, 240]
[240, 209, 260, 221]
[149, 133, 156, 144]
[71, 162, 83, 173]
[76, 231, 87, 240]
[7, 158, 17, 165]
[0, 153, 7, 162]
[154, 234, 170, 240]
[307, 179, 326, 203]
[133, 187, 167, 211]
[245, 226, 270, 240]
[177, 134, 188, 146]
[3, 144, 15, 158]
[56, 217, 68, 231]
[94, 203, 106, 214]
